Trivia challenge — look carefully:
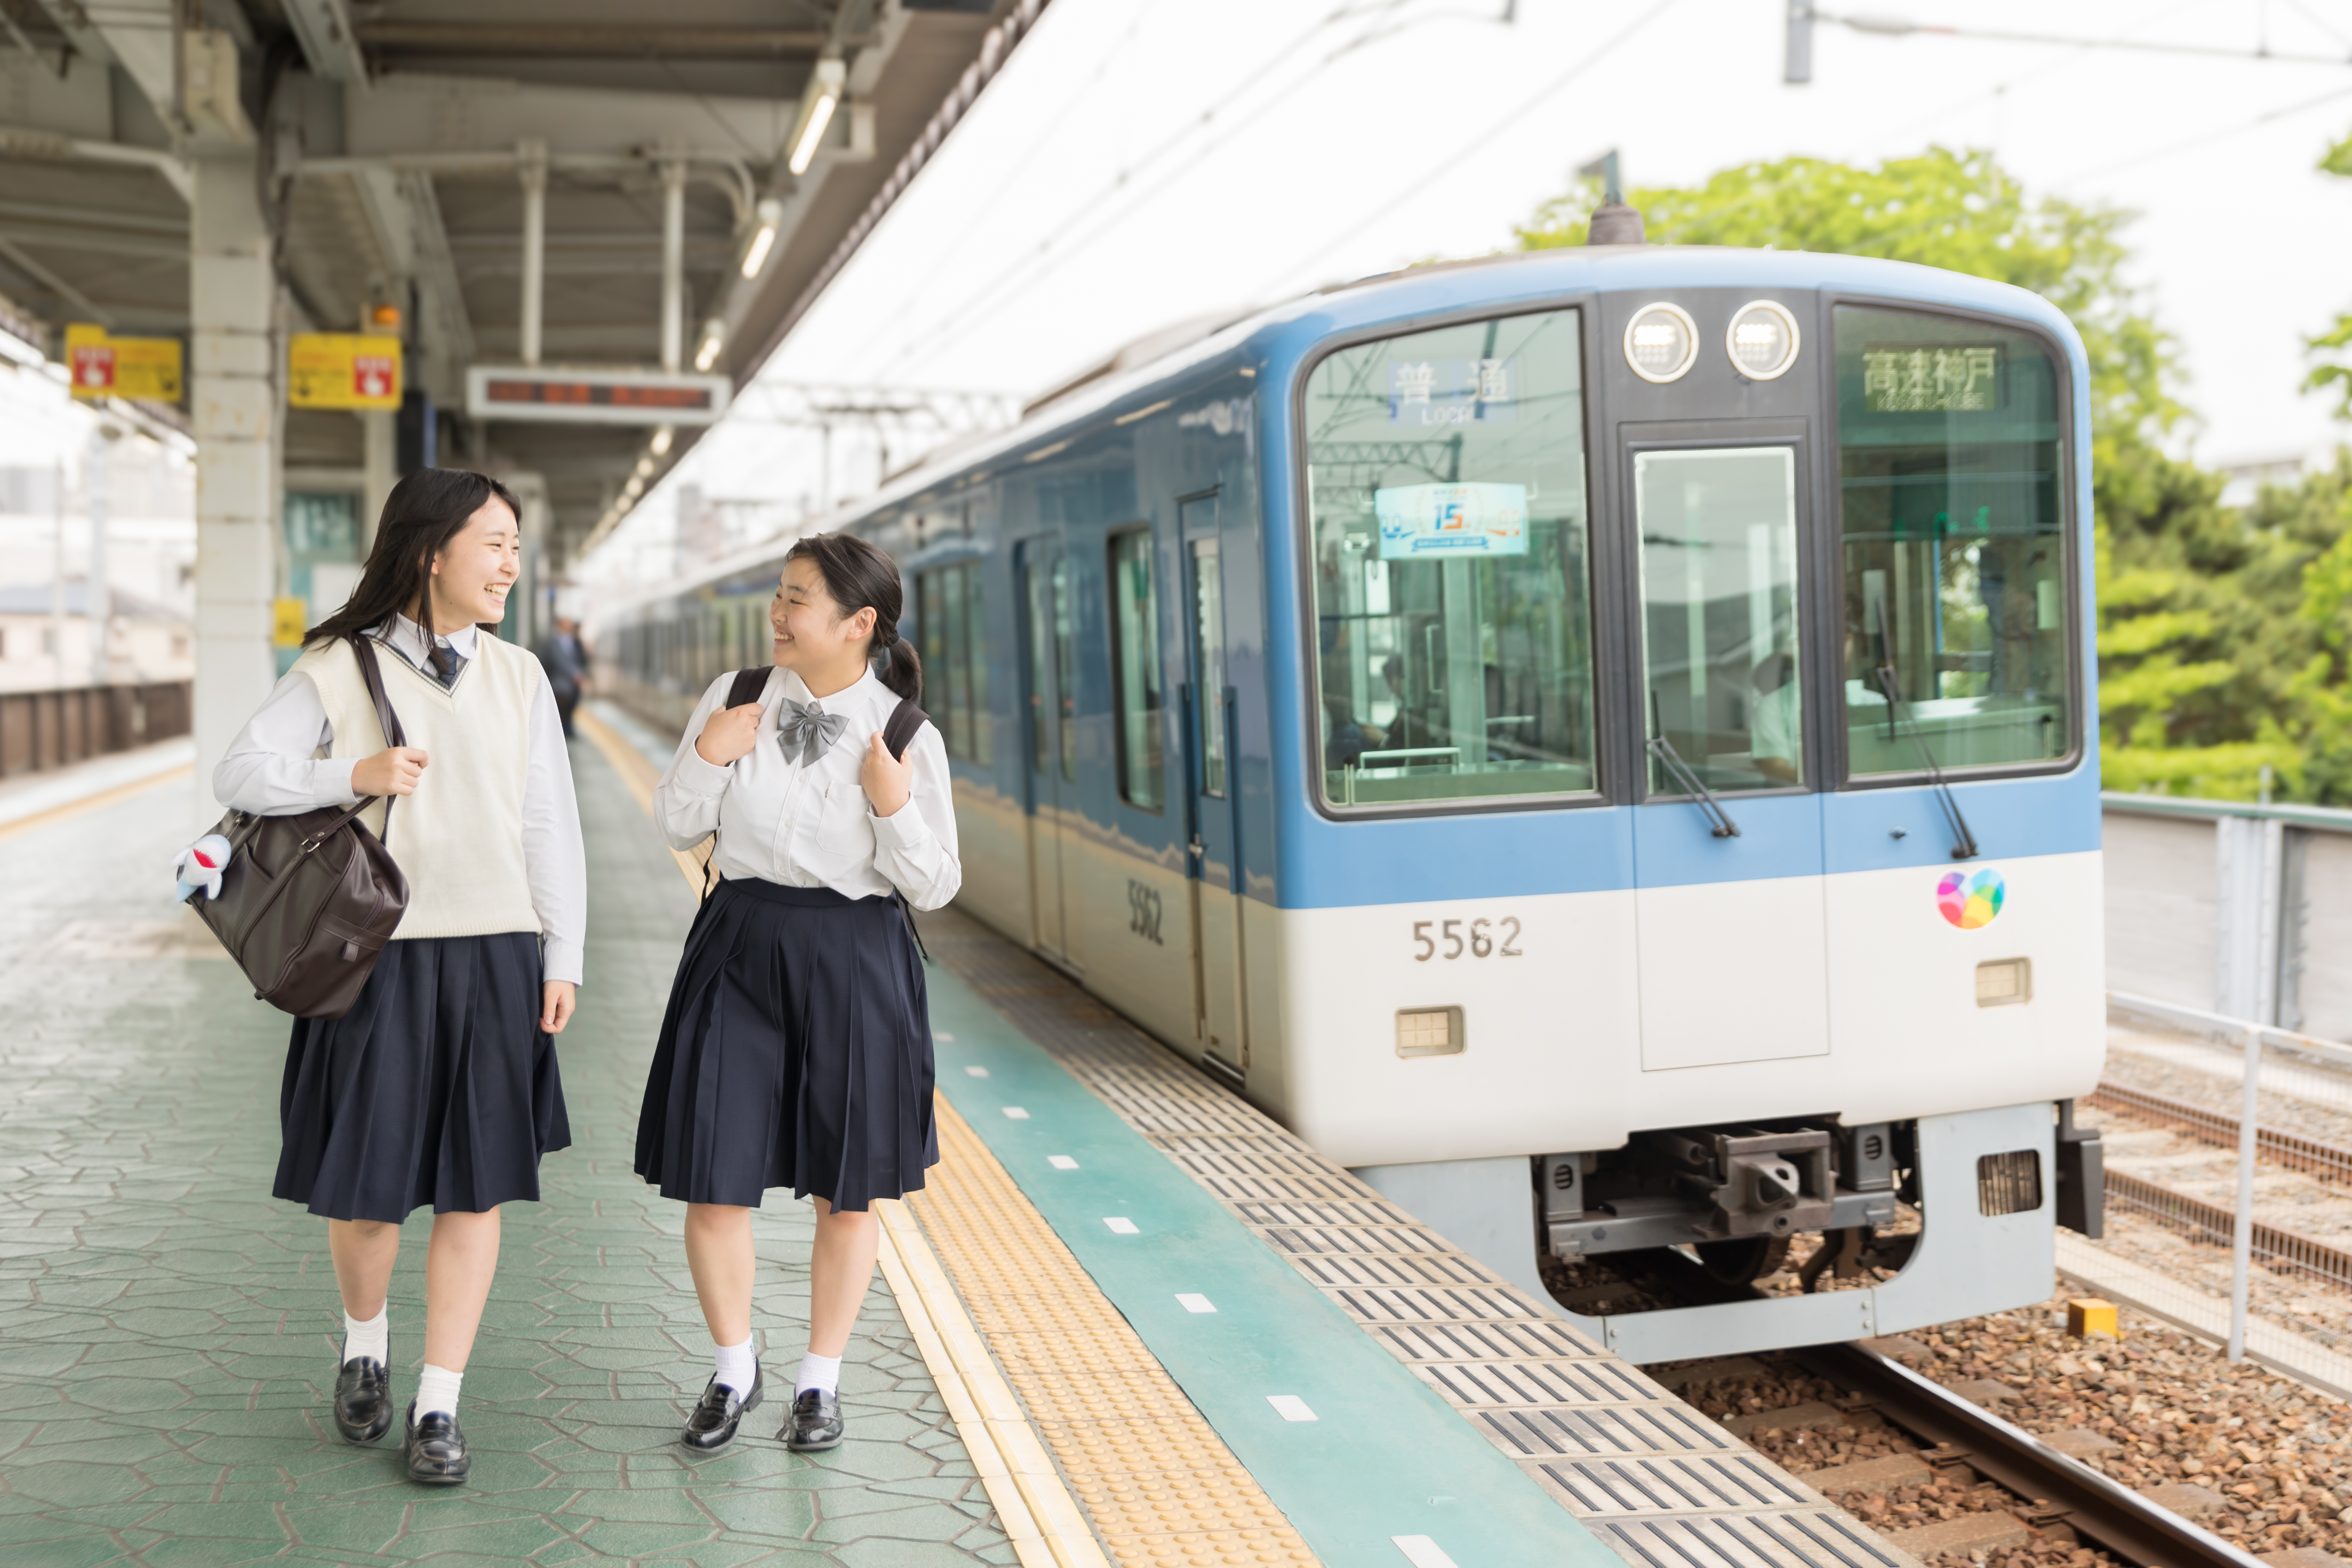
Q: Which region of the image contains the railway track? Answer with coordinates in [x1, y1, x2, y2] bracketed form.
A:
[1789, 1340, 2266, 1568]
[2088, 1080, 2352, 1291]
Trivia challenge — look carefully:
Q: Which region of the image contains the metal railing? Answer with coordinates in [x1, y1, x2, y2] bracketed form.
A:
[0, 681, 190, 779]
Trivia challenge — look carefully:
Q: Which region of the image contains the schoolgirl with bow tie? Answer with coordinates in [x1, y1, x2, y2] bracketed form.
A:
[637, 532, 960, 1455]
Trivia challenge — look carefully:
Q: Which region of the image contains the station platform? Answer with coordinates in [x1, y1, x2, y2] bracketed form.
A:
[0, 706, 1917, 1568]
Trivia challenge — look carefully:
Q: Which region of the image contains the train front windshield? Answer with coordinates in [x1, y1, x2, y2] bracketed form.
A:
[1301, 296, 2075, 812]
[1834, 306, 2073, 775]
[1302, 308, 1599, 808]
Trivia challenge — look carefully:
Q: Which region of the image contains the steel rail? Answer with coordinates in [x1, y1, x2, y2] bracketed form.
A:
[2088, 1080, 2352, 1185]
[1793, 1341, 2264, 1568]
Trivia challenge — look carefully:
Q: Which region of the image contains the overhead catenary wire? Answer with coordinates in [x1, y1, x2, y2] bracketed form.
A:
[868, 0, 1470, 378]
[1250, 0, 1681, 301]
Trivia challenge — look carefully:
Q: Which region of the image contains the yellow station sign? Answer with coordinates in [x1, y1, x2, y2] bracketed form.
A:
[271, 596, 311, 648]
[288, 333, 403, 410]
[65, 323, 183, 403]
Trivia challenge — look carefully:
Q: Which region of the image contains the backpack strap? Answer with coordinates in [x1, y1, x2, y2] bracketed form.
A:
[881, 696, 930, 762]
[725, 665, 771, 710]
[700, 667, 774, 901]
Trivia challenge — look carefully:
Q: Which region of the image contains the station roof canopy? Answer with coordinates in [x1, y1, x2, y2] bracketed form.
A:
[0, 0, 1044, 563]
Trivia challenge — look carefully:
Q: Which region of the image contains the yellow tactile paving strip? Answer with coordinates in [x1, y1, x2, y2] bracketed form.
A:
[908, 1097, 1319, 1568]
[577, 704, 1317, 1568]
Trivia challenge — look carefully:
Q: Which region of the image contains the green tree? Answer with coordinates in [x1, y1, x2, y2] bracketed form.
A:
[1519, 148, 2346, 801]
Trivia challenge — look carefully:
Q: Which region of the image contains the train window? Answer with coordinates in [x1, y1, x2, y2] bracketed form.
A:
[916, 563, 991, 765]
[1301, 308, 1598, 809]
[1834, 306, 2073, 777]
[1635, 445, 1805, 794]
[1109, 529, 1164, 811]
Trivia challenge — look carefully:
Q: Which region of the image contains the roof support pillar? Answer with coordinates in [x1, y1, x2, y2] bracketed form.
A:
[659, 154, 686, 373]
[189, 145, 280, 829]
[517, 139, 546, 367]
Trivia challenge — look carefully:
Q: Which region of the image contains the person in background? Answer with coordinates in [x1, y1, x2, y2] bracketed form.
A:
[213, 468, 585, 1487]
[536, 616, 590, 739]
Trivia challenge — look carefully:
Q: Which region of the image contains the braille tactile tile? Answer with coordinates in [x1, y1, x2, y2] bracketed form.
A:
[0, 730, 1016, 1566]
[903, 1100, 1320, 1568]
[923, 909, 1920, 1568]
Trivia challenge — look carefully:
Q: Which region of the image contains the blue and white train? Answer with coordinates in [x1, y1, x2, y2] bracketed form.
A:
[597, 238, 2106, 1361]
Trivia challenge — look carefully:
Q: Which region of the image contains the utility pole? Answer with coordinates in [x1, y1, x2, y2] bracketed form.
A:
[1786, 0, 1814, 83]
[87, 423, 113, 686]
[50, 454, 66, 688]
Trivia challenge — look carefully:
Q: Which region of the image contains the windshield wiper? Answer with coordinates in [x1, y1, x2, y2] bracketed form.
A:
[1647, 735, 1740, 838]
[1872, 599, 1979, 861]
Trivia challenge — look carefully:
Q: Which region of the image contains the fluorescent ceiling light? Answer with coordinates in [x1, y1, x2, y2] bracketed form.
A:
[741, 199, 783, 279]
[788, 59, 846, 176]
[651, 424, 674, 456]
[694, 318, 725, 372]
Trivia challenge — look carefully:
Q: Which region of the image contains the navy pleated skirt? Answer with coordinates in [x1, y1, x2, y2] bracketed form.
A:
[274, 932, 571, 1223]
[635, 877, 937, 1211]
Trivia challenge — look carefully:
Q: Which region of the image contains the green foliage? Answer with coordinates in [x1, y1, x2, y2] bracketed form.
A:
[2307, 129, 2352, 418]
[1516, 148, 2352, 802]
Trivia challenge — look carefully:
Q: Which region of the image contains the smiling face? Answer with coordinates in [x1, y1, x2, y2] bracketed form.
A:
[771, 555, 875, 696]
[423, 498, 521, 631]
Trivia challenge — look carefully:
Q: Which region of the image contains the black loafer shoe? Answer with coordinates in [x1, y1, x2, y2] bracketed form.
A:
[681, 1365, 764, 1451]
[401, 1403, 471, 1485]
[783, 1387, 843, 1452]
[332, 1357, 392, 1444]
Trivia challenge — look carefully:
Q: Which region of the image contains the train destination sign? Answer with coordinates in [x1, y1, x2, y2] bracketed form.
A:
[1375, 481, 1527, 558]
[465, 366, 731, 426]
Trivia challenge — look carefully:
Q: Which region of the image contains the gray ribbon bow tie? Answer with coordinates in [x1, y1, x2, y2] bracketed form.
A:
[775, 698, 849, 766]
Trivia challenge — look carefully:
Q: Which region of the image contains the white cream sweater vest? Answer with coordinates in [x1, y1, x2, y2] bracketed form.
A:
[291, 633, 541, 941]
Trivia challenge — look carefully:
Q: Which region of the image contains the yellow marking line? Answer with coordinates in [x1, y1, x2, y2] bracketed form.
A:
[876, 1202, 1110, 1568]
[575, 700, 1105, 1567]
[0, 761, 193, 842]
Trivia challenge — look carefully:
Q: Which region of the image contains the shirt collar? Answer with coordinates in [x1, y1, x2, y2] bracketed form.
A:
[778, 665, 884, 710]
[382, 613, 480, 667]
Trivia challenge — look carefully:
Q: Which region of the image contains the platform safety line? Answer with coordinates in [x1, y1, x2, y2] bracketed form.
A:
[0, 761, 192, 841]
[578, 699, 1106, 1563]
[875, 1200, 1110, 1568]
[574, 706, 708, 893]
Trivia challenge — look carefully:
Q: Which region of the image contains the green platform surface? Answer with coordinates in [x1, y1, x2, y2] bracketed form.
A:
[922, 981, 1617, 1568]
[0, 730, 1010, 1567]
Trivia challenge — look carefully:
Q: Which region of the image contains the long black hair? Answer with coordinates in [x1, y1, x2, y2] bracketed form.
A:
[308, 469, 522, 647]
[786, 531, 922, 703]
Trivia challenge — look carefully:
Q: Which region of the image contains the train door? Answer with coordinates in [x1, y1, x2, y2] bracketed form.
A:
[1625, 434, 1832, 1070]
[1181, 497, 1247, 1073]
[1017, 539, 1076, 964]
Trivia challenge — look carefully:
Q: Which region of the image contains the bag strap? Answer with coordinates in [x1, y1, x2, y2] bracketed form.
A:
[726, 666, 770, 710]
[348, 633, 408, 842]
[882, 696, 929, 762]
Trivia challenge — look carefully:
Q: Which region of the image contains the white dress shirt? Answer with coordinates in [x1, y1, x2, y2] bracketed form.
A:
[654, 665, 962, 911]
[211, 614, 589, 986]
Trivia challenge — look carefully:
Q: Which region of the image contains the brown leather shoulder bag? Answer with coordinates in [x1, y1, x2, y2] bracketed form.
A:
[191, 634, 411, 1018]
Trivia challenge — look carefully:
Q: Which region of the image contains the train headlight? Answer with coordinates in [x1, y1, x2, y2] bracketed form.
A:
[1726, 300, 1801, 380]
[1624, 303, 1698, 383]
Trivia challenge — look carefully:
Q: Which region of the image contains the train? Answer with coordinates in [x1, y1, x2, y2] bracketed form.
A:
[595, 234, 2107, 1362]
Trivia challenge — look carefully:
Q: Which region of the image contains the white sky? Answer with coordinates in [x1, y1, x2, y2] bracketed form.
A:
[588, 0, 2352, 582]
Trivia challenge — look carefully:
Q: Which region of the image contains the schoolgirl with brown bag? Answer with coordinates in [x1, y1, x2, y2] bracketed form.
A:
[209, 468, 586, 1486]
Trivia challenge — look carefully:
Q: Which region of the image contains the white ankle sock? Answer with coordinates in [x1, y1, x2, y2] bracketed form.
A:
[342, 1307, 388, 1367]
[713, 1335, 757, 1395]
[413, 1363, 463, 1424]
[795, 1351, 841, 1397]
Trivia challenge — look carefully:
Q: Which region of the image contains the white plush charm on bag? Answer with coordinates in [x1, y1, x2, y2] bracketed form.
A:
[174, 833, 234, 903]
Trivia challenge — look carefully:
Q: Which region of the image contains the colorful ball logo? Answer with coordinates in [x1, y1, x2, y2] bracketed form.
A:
[1937, 868, 2005, 930]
